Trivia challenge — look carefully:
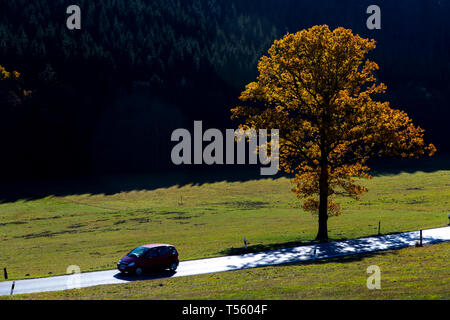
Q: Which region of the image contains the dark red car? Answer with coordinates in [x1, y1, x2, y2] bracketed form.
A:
[117, 244, 179, 276]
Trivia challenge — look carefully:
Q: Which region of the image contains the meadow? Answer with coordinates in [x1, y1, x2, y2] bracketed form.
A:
[0, 169, 448, 284]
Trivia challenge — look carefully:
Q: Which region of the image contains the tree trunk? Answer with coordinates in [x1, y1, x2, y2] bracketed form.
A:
[316, 152, 329, 242]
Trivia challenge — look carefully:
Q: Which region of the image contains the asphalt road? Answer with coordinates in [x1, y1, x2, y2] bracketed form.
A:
[1, 226, 449, 296]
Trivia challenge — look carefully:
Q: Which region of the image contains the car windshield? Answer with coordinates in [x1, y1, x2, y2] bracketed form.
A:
[127, 246, 149, 258]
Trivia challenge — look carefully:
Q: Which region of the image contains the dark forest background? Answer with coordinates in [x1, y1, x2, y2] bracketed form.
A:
[1, 0, 449, 183]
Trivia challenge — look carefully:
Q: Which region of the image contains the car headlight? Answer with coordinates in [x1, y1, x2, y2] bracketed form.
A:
[128, 262, 135, 267]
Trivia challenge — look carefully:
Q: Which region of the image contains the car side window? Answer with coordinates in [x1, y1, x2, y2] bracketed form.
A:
[146, 248, 158, 258]
[158, 246, 169, 257]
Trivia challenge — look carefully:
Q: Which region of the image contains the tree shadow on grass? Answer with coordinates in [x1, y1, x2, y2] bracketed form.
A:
[221, 246, 394, 272]
[0, 155, 448, 204]
[219, 240, 322, 256]
[272, 249, 394, 267]
[220, 230, 443, 271]
[0, 167, 272, 204]
[218, 231, 408, 256]
[219, 243, 397, 272]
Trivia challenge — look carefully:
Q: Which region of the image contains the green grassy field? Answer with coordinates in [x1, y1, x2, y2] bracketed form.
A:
[6, 242, 449, 300]
[0, 170, 449, 287]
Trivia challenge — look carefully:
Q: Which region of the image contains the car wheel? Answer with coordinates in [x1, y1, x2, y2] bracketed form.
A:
[170, 263, 178, 272]
[135, 267, 143, 276]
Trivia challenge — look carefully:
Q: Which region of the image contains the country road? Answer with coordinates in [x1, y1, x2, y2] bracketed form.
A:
[1, 226, 449, 296]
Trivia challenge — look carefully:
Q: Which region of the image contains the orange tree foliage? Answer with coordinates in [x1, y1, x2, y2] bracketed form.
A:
[231, 25, 435, 240]
[0, 65, 29, 107]
[0, 65, 20, 81]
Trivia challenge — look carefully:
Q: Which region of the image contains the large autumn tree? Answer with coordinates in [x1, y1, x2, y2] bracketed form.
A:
[231, 25, 436, 241]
